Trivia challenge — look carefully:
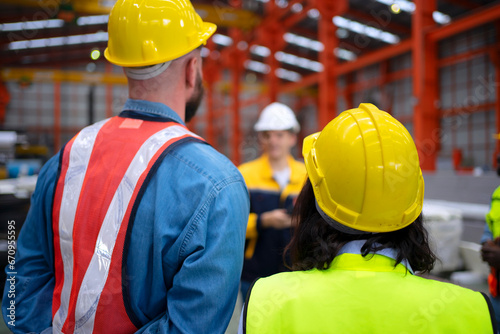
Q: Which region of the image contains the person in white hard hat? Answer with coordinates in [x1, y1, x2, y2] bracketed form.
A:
[238, 102, 306, 298]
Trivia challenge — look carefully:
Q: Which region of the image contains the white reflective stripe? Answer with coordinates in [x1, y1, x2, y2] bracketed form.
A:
[74, 125, 198, 332]
[53, 118, 111, 333]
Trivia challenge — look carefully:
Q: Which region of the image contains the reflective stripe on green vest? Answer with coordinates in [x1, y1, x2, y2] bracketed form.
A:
[487, 186, 500, 238]
[244, 253, 494, 334]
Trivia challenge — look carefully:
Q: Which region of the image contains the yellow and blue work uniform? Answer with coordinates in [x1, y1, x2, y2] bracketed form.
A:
[238, 154, 306, 287]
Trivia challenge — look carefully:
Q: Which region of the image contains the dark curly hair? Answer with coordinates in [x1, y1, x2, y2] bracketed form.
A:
[284, 178, 436, 273]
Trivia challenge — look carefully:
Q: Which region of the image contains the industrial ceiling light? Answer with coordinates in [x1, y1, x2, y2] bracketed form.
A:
[376, 0, 415, 12]
[244, 60, 271, 74]
[77, 15, 109, 26]
[283, 33, 324, 52]
[335, 48, 357, 61]
[275, 68, 301, 82]
[90, 49, 101, 60]
[250, 45, 271, 57]
[243, 60, 301, 82]
[0, 19, 64, 32]
[201, 47, 210, 58]
[275, 51, 324, 72]
[276, 0, 288, 8]
[307, 9, 320, 19]
[390, 4, 401, 14]
[282, 33, 357, 61]
[332, 16, 400, 44]
[212, 34, 233, 46]
[336, 28, 349, 39]
[8, 31, 109, 50]
[376, 0, 451, 24]
[432, 11, 451, 25]
[291, 3, 303, 13]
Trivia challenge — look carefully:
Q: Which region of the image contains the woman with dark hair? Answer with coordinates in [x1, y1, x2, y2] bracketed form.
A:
[239, 103, 496, 334]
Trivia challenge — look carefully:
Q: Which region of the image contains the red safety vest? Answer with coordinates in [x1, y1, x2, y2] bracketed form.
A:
[51, 116, 202, 333]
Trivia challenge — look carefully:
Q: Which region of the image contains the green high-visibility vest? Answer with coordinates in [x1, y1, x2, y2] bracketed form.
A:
[487, 186, 500, 238]
[244, 253, 495, 334]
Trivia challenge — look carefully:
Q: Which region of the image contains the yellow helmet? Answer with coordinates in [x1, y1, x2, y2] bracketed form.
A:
[104, 0, 217, 67]
[303, 103, 424, 233]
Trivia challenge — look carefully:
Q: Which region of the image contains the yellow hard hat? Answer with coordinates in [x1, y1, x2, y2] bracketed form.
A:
[303, 103, 424, 233]
[104, 0, 217, 67]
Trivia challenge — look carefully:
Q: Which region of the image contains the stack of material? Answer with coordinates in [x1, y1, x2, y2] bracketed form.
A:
[423, 202, 464, 274]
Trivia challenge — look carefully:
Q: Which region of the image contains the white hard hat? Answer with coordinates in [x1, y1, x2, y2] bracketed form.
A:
[254, 102, 300, 133]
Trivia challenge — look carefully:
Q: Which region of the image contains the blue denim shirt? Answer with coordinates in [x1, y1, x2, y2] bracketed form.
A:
[2, 99, 250, 333]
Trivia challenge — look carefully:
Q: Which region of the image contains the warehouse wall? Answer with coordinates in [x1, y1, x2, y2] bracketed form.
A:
[439, 24, 497, 170]
[1, 24, 498, 168]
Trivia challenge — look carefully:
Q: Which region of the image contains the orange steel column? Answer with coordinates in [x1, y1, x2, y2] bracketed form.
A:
[0, 81, 9, 125]
[317, 0, 346, 128]
[344, 72, 354, 110]
[260, 0, 283, 103]
[230, 29, 245, 165]
[203, 40, 219, 147]
[54, 81, 61, 152]
[412, 0, 438, 171]
[105, 62, 113, 118]
[267, 15, 286, 103]
[267, 25, 281, 103]
[206, 81, 215, 146]
[380, 60, 391, 114]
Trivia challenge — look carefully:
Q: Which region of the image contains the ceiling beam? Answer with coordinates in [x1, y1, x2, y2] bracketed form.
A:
[441, 0, 481, 10]
[346, 8, 411, 35]
[428, 2, 500, 41]
[0, 1, 261, 29]
[335, 38, 412, 75]
[1, 67, 127, 84]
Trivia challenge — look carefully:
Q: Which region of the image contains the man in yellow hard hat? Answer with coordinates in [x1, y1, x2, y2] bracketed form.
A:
[1, 1, 249, 333]
[241, 104, 496, 334]
[238, 102, 306, 298]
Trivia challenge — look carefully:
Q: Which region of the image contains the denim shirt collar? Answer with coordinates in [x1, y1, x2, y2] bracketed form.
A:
[123, 98, 185, 125]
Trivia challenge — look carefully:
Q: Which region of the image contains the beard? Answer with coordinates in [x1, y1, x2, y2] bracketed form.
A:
[185, 72, 204, 123]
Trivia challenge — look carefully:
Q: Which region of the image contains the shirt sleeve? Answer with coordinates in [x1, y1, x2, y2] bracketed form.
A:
[2, 154, 59, 333]
[137, 176, 250, 334]
[481, 222, 494, 244]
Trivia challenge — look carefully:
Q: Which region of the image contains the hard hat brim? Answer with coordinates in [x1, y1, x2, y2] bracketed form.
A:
[302, 132, 320, 161]
[104, 22, 217, 67]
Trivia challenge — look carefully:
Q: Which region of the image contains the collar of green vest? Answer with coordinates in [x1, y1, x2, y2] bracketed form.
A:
[334, 240, 414, 274]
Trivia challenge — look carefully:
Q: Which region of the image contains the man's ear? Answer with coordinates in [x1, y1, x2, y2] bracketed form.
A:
[185, 56, 198, 89]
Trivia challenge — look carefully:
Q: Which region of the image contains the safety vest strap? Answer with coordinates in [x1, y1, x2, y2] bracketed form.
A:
[487, 186, 500, 238]
[52, 116, 203, 333]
